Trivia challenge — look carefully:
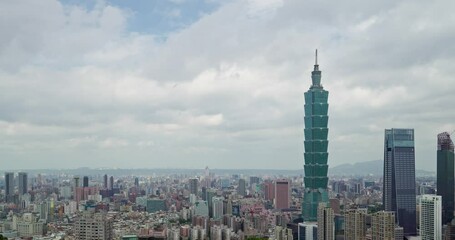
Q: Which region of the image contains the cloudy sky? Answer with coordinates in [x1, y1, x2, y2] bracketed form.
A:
[1, 0, 454, 170]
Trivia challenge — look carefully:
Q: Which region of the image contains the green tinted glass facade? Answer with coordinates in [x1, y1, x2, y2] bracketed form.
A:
[302, 59, 329, 221]
[436, 132, 455, 224]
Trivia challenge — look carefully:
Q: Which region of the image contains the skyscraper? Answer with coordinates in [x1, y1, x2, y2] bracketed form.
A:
[73, 176, 80, 200]
[436, 132, 454, 224]
[383, 128, 417, 236]
[419, 195, 442, 240]
[83, 176, 89, 187]
[204, 166, 211, 188]
[238, 179, 246, 197]
[189, 178, 199, 195]
[303, 50, 329, 221]
[103, 174, 108, 189]
[206, 188, 217, 218]
[275, 179, 290, 210]
[5, 172, 14, 202]
[264, 180, 275, 201]
[109, 176, 114, 190]
[18, 172, 28, 195]
[317, 203, 334, 240]
[212, 197, 224, 219]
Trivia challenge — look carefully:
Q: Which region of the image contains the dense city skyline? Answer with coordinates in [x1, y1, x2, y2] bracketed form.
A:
[1, 0, 455, 170]
[1, 1, 454, 240]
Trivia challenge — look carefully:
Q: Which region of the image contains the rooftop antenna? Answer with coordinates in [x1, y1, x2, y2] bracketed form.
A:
[315, 49, 318, 65]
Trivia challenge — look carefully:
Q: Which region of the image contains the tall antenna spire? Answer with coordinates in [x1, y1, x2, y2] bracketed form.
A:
[311, 49, 321, 87]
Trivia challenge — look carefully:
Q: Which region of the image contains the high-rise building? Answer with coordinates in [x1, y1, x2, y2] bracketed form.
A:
[329, 198, 340, 214]
[83, 176, 89, 187]
[134, 177, 139, 187]
[5, 172, 14, 202]
[225, 199, 233, 215]
[73, 176, 80, 200]
[109, 176, 114, 190]
[275, 179, 290, 210]
[75, 211, 113, 240]
[317, 203, 334, 240]
[298, 222, 317, 240]
[206, 188, 217, 218]
[436, 132, 454, 224]
[238, 179, 246, 196]
[344, 209, 367, 240]
[383, 128, 417, 236]
[202, 186, 207, 201]
[189, 178, 199, 195]
[212, 197, 224, 219]
[204, 166, 210, 188]
[18, 172, 28, 195]
[264, 180, 275, 201]
[103, 174, 108, 189]
[303, 50, 329, 221]
[420, 195, 442, 240]
[371, 211, 395, 240]
[73, 176, 80, 188]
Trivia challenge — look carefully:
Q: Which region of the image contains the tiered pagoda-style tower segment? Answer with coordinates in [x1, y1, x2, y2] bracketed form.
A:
[302, 50, 329, 221]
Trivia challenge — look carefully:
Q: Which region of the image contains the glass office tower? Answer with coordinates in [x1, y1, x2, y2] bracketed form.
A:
[436, 132, 455, 224]
[302, 50, 329, 221]
[383, 128, 417, 236]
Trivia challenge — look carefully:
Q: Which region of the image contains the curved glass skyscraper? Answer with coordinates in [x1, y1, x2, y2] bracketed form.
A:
[302, 50, 329, 221]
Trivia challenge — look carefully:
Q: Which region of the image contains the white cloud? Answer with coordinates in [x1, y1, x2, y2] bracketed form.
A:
[1, 0, 454, 170]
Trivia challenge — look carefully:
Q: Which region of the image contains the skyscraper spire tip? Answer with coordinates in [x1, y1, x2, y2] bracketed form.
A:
[315, 49, 318, 65]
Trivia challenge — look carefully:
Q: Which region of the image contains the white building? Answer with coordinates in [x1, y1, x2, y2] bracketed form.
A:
[298, 222, 317, 240]
[15, 213, 45, 238]
[420, 195, 442, 240]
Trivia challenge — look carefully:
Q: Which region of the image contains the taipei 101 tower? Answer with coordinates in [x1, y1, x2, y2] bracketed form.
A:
[302, 50, 329, 221]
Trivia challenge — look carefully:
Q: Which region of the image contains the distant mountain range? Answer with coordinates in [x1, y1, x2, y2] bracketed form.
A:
[329, 160, 435, 177]
[2, 160, 434, 177]
[329, 160, 383, 176]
